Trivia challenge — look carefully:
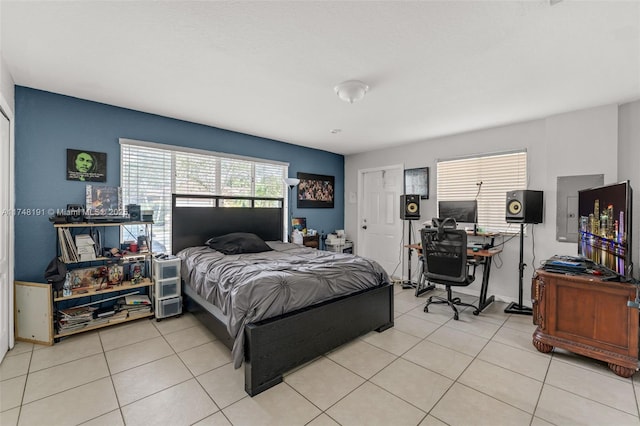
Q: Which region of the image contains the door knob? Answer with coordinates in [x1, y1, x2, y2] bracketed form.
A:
[362, 225, 367, 230]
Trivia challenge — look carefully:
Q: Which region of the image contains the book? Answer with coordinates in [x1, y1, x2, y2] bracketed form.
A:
[108, 310, 129, 322]
[75, 234, 95, 247]
[94, 306, 116, 318]
[126, 260, 146, 283]
[58, 228, 80, 262]
[124, 295, 151, 305]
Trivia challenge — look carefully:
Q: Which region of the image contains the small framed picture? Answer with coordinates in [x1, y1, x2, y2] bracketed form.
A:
[291, 217, 307, 232]
[404, 167, 429, 199]
[67, 149, 107, 182]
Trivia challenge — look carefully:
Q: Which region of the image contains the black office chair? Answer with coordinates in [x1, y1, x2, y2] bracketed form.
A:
[421, 222, 480, 320]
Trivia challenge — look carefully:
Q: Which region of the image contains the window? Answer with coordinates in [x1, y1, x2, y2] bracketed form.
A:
[121, 139, 287, 252]
[437, 151, 527, 233]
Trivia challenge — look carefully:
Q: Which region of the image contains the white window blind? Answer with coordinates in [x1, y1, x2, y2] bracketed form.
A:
[437, 151, 527, 233]
[121, 144, 173, 251]
[121, 140, 287, 252]
[175, 151, 217, 195]
[220, 158, 252, 196]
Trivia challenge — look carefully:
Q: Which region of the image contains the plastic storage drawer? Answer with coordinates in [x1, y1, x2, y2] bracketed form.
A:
[153, 257, 180, 281]
[156, 277, 180, 299]
[157, 296, 182, 318]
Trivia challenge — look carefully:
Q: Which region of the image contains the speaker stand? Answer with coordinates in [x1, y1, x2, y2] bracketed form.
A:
[401, 221, 416, 289]
[504, 223, 533, 315]
[401, 221, 435, 296]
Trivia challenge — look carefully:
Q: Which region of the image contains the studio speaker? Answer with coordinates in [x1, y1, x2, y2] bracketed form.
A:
[66, 204, 84, 223]
[505, 190, 543, 224]
[127, 204, 141, 221]
[400, 194, 421, 220]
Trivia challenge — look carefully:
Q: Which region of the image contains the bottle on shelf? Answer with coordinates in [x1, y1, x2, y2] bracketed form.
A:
[63, 271, 72, 297]
[138, 227, 149, 253]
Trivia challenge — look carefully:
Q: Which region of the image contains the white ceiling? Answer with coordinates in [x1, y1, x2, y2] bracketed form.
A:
[2, 1, 639, 155]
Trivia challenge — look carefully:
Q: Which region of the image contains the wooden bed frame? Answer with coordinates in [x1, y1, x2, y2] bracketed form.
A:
[171, 194, 394, 396]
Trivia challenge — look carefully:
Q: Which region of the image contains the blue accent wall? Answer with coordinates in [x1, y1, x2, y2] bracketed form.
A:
[15, 86, 344, 282]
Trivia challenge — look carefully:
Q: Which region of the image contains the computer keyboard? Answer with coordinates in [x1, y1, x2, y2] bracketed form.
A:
[467, 243, 492, 250]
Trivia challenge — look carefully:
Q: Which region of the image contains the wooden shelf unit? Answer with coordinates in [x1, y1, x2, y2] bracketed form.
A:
[52, 220, 155, 341]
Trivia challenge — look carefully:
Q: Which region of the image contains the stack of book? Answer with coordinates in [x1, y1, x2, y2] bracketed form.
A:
[75, 234, 97, 262]
[118, 294, 152, 317]
[57, 306, 97, 333]
[58, 228, 79, 263]
[92, 305, 129, 323]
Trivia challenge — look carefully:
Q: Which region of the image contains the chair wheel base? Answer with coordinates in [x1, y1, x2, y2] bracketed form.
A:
[423, 290, 479, 321]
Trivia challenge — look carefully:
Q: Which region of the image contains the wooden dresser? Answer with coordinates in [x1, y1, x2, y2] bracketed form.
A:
[532, 269, 639, 377]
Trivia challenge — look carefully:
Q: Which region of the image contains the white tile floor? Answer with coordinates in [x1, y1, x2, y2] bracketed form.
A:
[2, 284, 640, 426]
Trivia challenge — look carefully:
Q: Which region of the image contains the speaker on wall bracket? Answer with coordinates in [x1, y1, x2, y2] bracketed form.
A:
[505, 190, 543, 224]
[400, 194, 420, 221]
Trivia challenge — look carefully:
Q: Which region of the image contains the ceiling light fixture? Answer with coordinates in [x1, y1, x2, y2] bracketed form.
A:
[334, 80, 369, 103]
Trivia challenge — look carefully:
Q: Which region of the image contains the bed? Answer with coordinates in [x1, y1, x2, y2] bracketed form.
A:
[171, 194, 394, 396]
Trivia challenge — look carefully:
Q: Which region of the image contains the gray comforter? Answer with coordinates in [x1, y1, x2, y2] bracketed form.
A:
[177, 241, 390, 367]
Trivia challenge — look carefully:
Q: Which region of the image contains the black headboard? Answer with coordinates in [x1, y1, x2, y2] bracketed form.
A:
[171, 194, 284, 254]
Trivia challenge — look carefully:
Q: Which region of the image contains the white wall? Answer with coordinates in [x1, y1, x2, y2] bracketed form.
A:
[0, 57, 14, 110]
[618, 99, 640, 275]
[0, 1, 16, 111]
[345, 103, 621, 305]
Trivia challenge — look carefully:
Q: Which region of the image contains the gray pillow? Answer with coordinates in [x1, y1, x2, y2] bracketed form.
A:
[205, 232, 272, 255]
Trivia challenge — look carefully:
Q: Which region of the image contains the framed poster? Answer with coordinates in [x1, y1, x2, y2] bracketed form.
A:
[404, 167, 429, 199]
[67, 149, 107, 182]
[297, 172, 335, 208]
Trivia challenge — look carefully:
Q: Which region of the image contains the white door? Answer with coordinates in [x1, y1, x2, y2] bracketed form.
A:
[0, 109, 10, 362]
[359, 166, 403, 278]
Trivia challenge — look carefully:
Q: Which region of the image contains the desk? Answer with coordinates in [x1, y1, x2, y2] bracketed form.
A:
[405, 244, 502, 312]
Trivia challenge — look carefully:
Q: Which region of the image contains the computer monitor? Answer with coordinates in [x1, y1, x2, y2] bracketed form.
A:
[438, 200, 478, 224]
